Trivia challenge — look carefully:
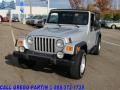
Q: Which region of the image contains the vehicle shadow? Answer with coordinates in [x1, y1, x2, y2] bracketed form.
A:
[5, 54, 70, 78]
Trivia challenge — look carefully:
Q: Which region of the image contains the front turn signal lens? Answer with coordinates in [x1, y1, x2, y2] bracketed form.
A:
[66, 45, 73, 51]
[17, 40, 24, 46]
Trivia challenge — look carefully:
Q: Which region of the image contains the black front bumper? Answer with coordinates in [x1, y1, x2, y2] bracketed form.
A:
[13, 50, 74, 67]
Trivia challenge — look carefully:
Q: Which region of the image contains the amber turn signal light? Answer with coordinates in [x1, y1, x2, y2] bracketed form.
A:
[66, 45, 73, 51]
[17, 40, 23, 46]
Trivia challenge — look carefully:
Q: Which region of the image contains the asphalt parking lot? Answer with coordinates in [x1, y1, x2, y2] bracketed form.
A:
[0, 22, 120, 90]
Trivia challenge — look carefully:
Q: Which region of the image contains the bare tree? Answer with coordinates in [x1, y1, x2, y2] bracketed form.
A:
[87, 4, 98, 11]
[69, 0, 83, 9]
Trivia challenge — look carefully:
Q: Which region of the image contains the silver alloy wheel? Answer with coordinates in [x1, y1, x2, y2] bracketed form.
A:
[80, 54, 86, 74]
[98, 42, 101, 51]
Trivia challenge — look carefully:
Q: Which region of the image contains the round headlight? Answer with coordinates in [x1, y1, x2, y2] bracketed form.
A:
[56, 39, 64, 48]
[27, 36, 33, 44]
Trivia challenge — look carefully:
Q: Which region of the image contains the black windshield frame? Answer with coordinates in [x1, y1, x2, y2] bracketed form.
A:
[47, 11, 89, 25]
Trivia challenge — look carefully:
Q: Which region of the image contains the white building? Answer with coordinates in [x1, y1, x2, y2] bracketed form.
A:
[0, 0, 53, 21]
[0, 0, 71, 19]
[0, 6, 50, 17]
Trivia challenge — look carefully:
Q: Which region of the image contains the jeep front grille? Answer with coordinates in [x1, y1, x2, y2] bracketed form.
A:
[34, 37, 55, 53]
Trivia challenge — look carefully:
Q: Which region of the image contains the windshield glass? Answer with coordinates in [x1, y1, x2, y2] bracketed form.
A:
[47, 11, 89, 25]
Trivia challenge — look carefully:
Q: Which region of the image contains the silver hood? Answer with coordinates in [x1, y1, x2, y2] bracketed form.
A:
[28, 24, 87, 39]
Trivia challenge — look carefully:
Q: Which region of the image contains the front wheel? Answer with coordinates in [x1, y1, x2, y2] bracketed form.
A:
[70, 50, 86, 79]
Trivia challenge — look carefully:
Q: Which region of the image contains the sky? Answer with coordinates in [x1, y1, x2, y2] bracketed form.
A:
[50, 0, 71, 8]
[0, 0, 16, 3]
[16, 0, 71, 8]
[14, 0, 120, 9]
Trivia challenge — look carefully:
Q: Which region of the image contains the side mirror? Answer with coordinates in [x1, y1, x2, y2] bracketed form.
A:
[43, 19, 46, 24]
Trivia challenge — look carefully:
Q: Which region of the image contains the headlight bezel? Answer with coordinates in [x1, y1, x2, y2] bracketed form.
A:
[56, 39, 64, 48]
[27, 36, 33, 45]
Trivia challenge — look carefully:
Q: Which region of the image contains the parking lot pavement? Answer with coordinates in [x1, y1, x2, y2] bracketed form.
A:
[0, 23, 120, 89]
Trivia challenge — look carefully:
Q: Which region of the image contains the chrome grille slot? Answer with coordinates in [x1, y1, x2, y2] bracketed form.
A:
[40, 38, 42, 51]
[43, 38, 45, 51]
[34, 37, 55, 53]
[37, 37, 39, 50]
[34, 37, 37, 50]
[53, 39, 55, 52]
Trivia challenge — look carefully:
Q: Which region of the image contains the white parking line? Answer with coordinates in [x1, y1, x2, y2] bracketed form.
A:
[102, 40, 120, 47]
[10, 23, 16, 45]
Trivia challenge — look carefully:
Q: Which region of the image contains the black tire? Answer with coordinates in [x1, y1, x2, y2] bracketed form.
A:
[70, 50, 86, 79]
[18, 57, 35, 69]
[111, 25, 116, 29]
[93, 38, 101, 55]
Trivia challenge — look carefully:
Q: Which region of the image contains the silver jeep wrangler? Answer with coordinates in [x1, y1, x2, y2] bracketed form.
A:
[14, 9, 101, 79]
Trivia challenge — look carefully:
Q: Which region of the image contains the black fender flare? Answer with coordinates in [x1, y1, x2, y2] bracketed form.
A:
[74, 41, 87, 55]
[95, 32, 101, 45]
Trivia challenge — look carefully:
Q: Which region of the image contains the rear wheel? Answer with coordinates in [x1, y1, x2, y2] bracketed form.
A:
[111, 25, 116, 29]
[93, 38, 101, 55]
[70, 50, 86, 79]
